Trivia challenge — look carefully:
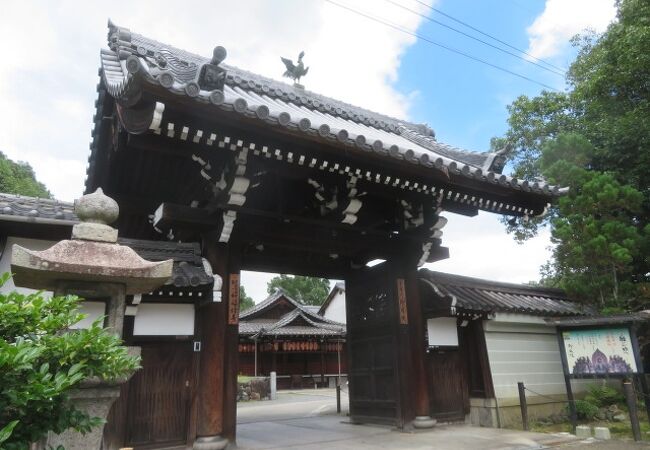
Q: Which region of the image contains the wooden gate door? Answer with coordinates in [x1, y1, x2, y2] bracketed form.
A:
[346, 266, 405, 426]
[125, 342, 194, 449]
[427, 348, 468, 421]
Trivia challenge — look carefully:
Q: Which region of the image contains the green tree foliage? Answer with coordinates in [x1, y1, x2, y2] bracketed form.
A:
[0, 273, 140, 449]
[0, 152, 50, 198]
[496, 0, 650, 311]
[266, 275, 330, 306]
[239, 285, 255, 312]
[539, 135, 649, 310]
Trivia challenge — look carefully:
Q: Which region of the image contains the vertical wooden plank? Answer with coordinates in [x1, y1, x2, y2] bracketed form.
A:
[518, 382, 529, 431]
[396, 278, 408, 325]
[475, 320, 496, 399]
[187, 339, 201, 445]
[556, 328, 577, 432]
[393, 266, 414, 430]
[228, 273, 240, 325]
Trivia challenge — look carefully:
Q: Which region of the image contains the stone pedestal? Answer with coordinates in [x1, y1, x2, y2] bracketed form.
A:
[413, 416, 437, 429]
[594, 426, 611, 440]
[575, 425, 592, 439]
[193, 435, 229, 450]
[45, 381, 121, 450]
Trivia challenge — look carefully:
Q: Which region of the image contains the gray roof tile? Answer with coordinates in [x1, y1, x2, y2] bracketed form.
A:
[0, 193, 76, 224]
[419, 270, 594, 317]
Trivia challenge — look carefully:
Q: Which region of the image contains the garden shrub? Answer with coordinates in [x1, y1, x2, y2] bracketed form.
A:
[0, 273, 140, 450]
[572, 399, 599, 420]
[584, 383, 624, 408]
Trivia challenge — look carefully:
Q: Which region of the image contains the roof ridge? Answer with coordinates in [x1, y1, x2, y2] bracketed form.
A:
[111, 21, 421, 131]
[238, 288, 311, 319]
[0, 193, 73, 207]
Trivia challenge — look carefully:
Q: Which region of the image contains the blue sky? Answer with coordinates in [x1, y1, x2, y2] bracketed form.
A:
[0, 0, 618, 302]
[398, 0, 558, 152]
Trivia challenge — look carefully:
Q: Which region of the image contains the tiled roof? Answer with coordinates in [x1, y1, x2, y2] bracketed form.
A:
[120, 238, 213, 289]
[0, 193, 76, 224]
[99, 21, 565, 198]
[0, 194, 212, 290]
[239, 289, 345, 337]
[239, 288, 290, 319]
[419, 270, 593, 317]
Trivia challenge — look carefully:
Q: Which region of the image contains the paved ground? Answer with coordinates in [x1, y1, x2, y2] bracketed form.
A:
[236, 389, 649, 449]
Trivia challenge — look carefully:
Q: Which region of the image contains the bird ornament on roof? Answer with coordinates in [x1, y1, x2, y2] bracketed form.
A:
[281, 51, 309, 87]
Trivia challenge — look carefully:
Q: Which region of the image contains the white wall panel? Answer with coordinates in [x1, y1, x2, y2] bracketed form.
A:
[133, 303, 195, 336]
[484, 320, 590, 399]
[322, 290, 347, 324]
[427, 317, 458, 346]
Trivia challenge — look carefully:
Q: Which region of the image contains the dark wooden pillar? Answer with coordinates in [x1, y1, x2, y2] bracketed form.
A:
[223, 244, 241, 442]
[395, 272, 415, 429]
[405, 270, 435, 428]
[193, 239, 239, 449]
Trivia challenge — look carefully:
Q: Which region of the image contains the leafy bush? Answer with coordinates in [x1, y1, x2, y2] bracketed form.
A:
[584, 384, 624, 408]
[571, 400, 599, 420]
[0, 273, 140, 449]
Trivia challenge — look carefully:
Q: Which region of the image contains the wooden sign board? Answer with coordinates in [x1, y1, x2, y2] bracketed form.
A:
[396, 278, 408, 325]
[560, 327, 638, 375]
[228, 273, 240, 325]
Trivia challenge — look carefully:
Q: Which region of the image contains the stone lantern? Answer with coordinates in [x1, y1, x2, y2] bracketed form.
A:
[11, 188, 173, 450]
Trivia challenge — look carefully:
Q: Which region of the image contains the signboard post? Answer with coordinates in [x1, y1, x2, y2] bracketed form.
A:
[556, 330, 578, 432]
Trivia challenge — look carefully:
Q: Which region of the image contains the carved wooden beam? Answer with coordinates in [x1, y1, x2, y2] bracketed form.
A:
[116, 101, 164, 134]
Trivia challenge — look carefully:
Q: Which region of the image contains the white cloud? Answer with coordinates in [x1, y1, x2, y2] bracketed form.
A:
[526, 0, 617, 59]
[240, 271, 277, 303]
[426, 212, 553, 284]
[0, 0, 430, 201]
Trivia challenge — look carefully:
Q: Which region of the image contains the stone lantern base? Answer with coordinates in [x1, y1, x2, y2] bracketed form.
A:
[44, 380, 121, 450]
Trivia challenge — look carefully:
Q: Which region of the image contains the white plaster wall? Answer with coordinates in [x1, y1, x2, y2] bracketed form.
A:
[427, 317, 458, 346]
[133, 303, 195, 336]
[322, 290, 347, 324]
[484, 316, 589, 399]
[0, 237, 56, 296]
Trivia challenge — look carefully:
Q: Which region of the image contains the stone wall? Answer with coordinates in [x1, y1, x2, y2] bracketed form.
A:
[237, 377, 271, 401]
[469, 395, 569, 428]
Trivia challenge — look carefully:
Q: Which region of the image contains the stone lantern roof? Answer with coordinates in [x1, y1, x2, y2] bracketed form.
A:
[11, 188, 173, 294]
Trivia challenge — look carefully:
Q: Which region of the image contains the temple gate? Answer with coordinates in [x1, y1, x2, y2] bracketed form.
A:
[82, 21, 561, 448]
